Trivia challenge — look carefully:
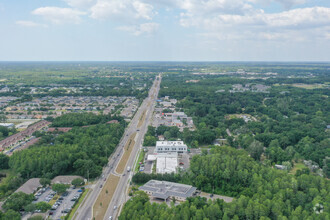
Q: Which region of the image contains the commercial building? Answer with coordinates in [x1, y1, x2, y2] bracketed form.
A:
[155, 141, 187, 153]
[0, 123, 14, 128]
[139, 180, 197, 202]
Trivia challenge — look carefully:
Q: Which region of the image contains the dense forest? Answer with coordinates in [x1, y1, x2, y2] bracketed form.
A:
[9, 122, 124, 179]
[123, 146, 329, 219]
[158, 74, 330, 177]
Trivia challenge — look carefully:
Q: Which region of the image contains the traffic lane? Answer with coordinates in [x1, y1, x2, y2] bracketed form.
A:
[107, 104, 154, 218]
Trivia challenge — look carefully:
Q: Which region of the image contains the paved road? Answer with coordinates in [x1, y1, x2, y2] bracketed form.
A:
[73, 76, 161, 220]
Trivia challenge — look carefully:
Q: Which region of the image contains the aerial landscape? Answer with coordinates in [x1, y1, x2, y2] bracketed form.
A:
[0, 1, 329, 220]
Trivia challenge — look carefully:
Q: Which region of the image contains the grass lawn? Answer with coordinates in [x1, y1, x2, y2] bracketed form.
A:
[134, 150, 145, 172]
[289, 163, 307, 175]
[67, 188, 89, 220]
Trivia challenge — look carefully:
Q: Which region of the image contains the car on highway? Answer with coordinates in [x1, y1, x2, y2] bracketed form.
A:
[100, 184, 103, 188]
[114, 206, 117, 210]
[109, 216, 113, 220]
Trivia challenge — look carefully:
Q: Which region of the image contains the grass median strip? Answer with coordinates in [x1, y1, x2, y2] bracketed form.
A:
[137, 110, 146, 128]
[116, 133, 136, 174]
[93, 174, 120, 220]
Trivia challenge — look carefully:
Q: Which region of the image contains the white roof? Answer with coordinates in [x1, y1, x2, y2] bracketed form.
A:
[156, 157, 177, 174]
[147, 154, 157, 161]
[0, 123, 14, 127]
[156, 141, 186, 147]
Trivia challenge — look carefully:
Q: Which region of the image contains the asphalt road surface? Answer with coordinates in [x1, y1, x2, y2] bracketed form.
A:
[73, 76, 161, 220]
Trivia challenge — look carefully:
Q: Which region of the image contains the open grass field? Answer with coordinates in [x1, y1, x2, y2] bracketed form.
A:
[116, 133, 137, 174]
[92, 174, 120, 220]
[67, 188, 89, 220]
[289, 163, 307, 175]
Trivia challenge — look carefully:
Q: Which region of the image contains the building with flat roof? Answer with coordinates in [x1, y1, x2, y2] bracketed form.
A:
[155, 141, 187, 153]
[139, 180, 197, 202]
[15, 178, 41, 194]
[0, 123, 14, 128]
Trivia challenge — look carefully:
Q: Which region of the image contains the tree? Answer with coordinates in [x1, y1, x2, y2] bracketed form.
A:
[3, 192, 34, 211]
[24, 203, 36, 212]
[0, 114, 7, 123]
[247, 141, 264, 161]
[71, 178, 84, 187]
[52, 184, 69, 194]
[39, 178, 51, 187]
[35, 202, 51, 212]
[0, 154, 9, 169]
[323, 157, 330, 178]
[2, 209, 21, 220]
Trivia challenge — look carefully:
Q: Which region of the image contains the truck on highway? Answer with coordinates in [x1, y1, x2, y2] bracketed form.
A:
[127, 166, 131, 172]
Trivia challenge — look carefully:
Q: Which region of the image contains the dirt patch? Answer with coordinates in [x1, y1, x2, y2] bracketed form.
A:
[93, 174, 120, 220]
[116, 133, 137, 174]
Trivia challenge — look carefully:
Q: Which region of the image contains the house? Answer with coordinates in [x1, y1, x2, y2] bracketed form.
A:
[155, 141, 188, 153]
[139, 180, 197, 202]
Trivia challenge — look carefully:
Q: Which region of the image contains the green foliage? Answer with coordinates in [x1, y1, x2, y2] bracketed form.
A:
[71, 178, 84, 187]
[35, 202, 51, 212]
[0, 154, 9, 169]
[143, 126, 157, 146]
[3, 192, 34, 211]
[52, 184, 70, 194]
[39, 178, 51, 187]
[9, 121, 124, 179]
[51, 112, 124, 127]
[1, 209, 21, 220]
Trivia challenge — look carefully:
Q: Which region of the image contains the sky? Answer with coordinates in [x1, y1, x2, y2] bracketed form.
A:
[0, 0, 330, 61]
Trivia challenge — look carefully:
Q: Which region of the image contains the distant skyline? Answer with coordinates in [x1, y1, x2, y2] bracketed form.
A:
[1, 0, 330, 61]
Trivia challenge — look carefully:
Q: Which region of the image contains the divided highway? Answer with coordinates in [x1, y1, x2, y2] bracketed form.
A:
[73, 76, 161, 220]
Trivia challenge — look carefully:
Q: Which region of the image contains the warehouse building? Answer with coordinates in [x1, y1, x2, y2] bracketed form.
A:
[139, 180, 197, 202]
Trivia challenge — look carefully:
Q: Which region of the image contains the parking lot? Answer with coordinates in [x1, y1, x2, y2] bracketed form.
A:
[33, 187, 82, 219]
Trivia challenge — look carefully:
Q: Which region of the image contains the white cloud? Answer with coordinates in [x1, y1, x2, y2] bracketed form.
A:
[16, 20, 47, 28]
[252, 0, 308, 9]
[90, 0, 155, 22]
[118, 22, 159, 35]
[32, 7, 86, 24]
[63, 0, 97, 9]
